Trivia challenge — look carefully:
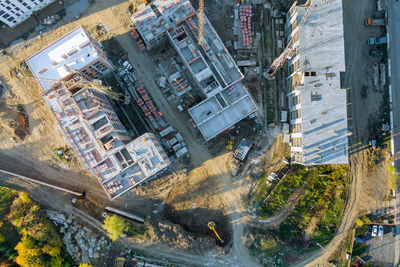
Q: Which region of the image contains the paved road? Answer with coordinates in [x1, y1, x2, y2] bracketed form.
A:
[387, 0, 400, 265]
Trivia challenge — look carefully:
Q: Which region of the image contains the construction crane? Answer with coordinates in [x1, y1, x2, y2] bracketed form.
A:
[23, 76, 130, 104]
[208, 221, 224, 244]
[267, 0, 314, 78]
[197, 0, 204, 45]
[173, 77, 195, 101]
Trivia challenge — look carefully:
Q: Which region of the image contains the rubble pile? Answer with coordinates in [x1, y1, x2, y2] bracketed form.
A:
[46, 210, 110, 264]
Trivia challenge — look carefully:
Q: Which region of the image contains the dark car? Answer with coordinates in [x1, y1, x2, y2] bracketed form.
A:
[369, 49, 384, 57]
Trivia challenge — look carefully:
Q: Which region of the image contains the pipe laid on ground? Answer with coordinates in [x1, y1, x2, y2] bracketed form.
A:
[105, 206, 145, 223]
[0, 169, 83, 197]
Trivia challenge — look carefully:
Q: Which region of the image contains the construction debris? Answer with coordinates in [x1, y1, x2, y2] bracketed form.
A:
[46, 210, 110, 265]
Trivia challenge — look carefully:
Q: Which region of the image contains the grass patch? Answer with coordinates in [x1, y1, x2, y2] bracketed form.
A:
[257, 165, 308, 219]
[247, 232, 297, 267]
[278, 165, 348, 248]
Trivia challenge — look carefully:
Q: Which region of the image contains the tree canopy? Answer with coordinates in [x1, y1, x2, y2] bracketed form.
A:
[102, 215, 126, 241]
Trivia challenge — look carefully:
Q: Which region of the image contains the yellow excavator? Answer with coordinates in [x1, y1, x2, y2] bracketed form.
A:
[226, 138, 234, 151]
[208, 221, 224, 244]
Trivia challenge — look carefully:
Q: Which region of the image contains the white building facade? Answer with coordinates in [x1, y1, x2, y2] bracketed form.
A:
[0, 0, 55, 28]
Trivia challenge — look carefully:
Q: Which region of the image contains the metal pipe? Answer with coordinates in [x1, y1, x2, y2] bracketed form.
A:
[0, 169, 83, 197]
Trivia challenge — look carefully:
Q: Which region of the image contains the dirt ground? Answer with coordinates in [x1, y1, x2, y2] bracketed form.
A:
[0, 0, 272, 266]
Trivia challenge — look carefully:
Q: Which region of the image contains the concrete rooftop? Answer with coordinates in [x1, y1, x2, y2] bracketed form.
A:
[293, 0, 348, 164]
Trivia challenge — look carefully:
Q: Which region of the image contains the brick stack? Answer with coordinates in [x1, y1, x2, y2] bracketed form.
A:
[239, 5, 253, 47]
[136, 86, 159, 121]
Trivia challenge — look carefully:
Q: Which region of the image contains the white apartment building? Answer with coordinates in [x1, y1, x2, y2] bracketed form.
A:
[0, 0, 55, 28]
[286, 0, 349, 165]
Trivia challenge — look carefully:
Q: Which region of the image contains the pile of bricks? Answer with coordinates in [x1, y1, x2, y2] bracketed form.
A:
[172, 77, 189, 93]
[239, 5, 253, 47]
[136, 86, 159, 121]
[136, 38, 146, 51]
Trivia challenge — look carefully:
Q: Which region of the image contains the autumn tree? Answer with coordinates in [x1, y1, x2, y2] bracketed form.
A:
[102, 215, 126, 241]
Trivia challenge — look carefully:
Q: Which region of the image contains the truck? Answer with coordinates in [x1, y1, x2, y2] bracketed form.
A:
[364, 18, 385, 26]
[367, 36, 387, 45]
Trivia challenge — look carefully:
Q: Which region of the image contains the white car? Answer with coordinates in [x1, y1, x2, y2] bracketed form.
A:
[371, 225, 378, 237]
[378, 225, 384, 237]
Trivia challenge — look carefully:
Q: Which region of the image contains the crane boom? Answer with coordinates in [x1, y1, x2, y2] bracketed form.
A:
[23, 76, 128, 102]
[268, 0, 314, 78]
[197, 0, 204, 45]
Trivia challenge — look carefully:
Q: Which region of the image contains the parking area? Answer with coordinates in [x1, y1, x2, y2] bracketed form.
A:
[364, 225, 395, 266]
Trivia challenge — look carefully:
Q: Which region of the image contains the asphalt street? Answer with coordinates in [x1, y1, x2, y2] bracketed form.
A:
[387, 0, 400, 265]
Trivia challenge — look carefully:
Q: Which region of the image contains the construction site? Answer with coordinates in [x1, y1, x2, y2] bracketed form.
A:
[0, 0, 396, 266]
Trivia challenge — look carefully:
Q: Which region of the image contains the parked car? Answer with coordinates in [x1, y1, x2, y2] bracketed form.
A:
[353, 260, 362, 267]
[371, 225, 378, 237]
[367, 36, 388, 45]
[366, 225, 372, 236]
[369, 49, 384, 58]
[378, 225, 384, 236]
[354, 237, 365, 243]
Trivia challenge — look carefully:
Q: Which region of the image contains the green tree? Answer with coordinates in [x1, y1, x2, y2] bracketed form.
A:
[102, 215, 126, 241]
[79, 264, 94, 267]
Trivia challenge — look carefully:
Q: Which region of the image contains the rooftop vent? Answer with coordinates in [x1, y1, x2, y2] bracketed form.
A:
[310, 92, 322, 101]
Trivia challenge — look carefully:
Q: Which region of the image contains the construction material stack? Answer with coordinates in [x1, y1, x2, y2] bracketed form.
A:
[168, 72, 192, 97]
[239, 5, 253, 48]
[136, 86, 160, 127]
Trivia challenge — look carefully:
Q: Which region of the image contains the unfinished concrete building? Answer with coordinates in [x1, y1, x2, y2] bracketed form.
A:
[0, 0, 57, 28]
[286, 0, 349, 165]
[26, 26, 170, 200]
[131, 0, 257, 140]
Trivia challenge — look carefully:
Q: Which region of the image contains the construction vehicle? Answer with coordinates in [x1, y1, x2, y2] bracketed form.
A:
[226, 138, 234, 151]
[364, 18, 385, 26]
[208, 221, 224, 244]
[267, 0, 314, 78]
[367, 36, 387, 45]
[197, 0, 204, 45]
[23, 76, 130, 104]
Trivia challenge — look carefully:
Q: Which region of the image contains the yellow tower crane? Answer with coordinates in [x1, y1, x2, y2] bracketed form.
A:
[267, 0, 314, 78]
[173, 77, 195, 101]
[23, 76, 130, 103]
[208, 221, 224, 244]
[197, 0, 204, 45]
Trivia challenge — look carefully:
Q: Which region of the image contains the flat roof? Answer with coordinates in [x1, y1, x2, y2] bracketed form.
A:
[25, 26, 102, 91]
[189, 82, 256, 140]
[294, 0, 348, 164]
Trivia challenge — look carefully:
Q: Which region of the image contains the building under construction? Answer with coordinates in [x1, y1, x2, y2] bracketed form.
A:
[131, 0, 257, 141]
[26, 26, 170, 200]
[286, 0, 349, 165]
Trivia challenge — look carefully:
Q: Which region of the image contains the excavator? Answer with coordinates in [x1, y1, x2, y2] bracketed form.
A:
[23, 76, 130, 104]
[226, 138, 234, 151]
[208, 221, 224, 244]
[267, 0, 314, 78]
